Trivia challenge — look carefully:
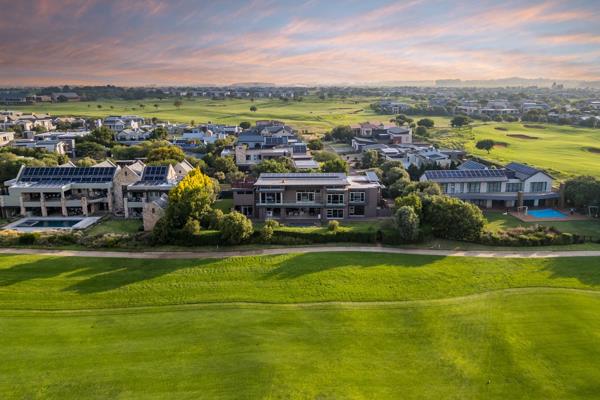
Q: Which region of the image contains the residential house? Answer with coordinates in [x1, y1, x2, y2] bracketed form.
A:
[420, 162, 558, 208]
[103, 115, 144, 132]
[232, 172, 383, 222]
[11, 139, 68, 155]
[0, 131, 14, 147]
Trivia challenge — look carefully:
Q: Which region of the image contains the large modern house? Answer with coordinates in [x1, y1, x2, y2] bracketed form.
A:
[232, 172, 383, 222]
[420, 162, 559, 208]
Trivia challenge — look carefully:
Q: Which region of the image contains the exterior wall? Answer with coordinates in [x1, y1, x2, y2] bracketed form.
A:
[112, 166, 141, 213]
[523, 172, 553, 193]
[142, 202, 164, 231]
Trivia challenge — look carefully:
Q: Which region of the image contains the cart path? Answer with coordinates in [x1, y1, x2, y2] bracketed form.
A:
[1, 246, 599, 259]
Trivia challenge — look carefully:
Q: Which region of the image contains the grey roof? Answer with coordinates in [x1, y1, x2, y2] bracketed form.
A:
[424, 169, 508, 182]
[18, 167, 116, 184]
[505, 162, 540, 178]
[458, 160, 487, 170]
[255, 172, 348, 186]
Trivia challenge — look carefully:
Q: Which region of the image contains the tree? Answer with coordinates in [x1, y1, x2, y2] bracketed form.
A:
[395, 193, 423, 216]
[330, 125, 354, 143]
[174, 100, 183, 109]
[147, 146, 185, 163]
[250, 105, 257, 112]
[451, 115, 471, 128]
[76, 142, 106, 159]
[417, 118, 435, 128]
[425, 196, 486, 241]
[402, 181, 442, 196]
[88, 126, 115, 146]
[564, 176, 600, 208]
[75, 157, 96, 167]
[220, 211, 253, 244]
[383, 166, 409, 186]
[239, 121, 251, 129]
[161, 168, 218, 231]
[154, 104, 159, 109]
[149, 126, 168, 140]
[307, 139, 323, 150]
[361, 149, 380, 168]
[395, 206, 420, 242]
[475, 139, 495, 154]
[394, 114, 413, 126]
[321, 158, 349, 173]
[251, 158, 294, 175]
[415, 126, 428, 137]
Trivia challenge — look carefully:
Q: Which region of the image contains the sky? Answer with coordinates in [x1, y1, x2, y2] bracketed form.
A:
[0, 0, 599, 86]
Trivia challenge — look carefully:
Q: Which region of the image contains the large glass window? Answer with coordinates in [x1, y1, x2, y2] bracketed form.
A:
[349, 192, 365, 203]
[327, 193, 344, 204]
[349, 205, 365, 216]
[296, 191, 315, 203]
[487, 182, 502, 192]
[506, 183, 523, 192]
[467, 182, 481, 193]
[530, 182, 547, 192]
[260, 192, 281, 204]
[326, 209, 344, 219]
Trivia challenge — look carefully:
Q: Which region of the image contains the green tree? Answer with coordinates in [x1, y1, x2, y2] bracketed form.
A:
[75, 157, 97, 167]
[395, 206, 420, 242]
[330, 125, 354, 143]
[220, 211, 253, 244]
[417, 118, 435, 128]
[415, 126, 428, 137]
[383, 166, 409, 186]
[425, 196, 486, 241]
[250, 105, 257, 112]
[239, 121, 251, 129]
[307, 139, 323, 150]
[321, 158, 349, 173]
[76, 142, 107, 159]
[88, 126, 115, 146]
[564, 176, 600, 209]
[150, 126, 168, 140]
[147, 146, 185, 163]
[361, 149, 380, 168]
[475, 139, 495, 154]
[394, 193, 423, 217]
[451, 115, 471, 128]
[174, 100, 183, 109]
[251, 158, 294, 176]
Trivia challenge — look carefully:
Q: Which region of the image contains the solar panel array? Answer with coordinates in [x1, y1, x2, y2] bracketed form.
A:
[365, 171, 380, 182]
[141, 166, 169, 181]
[458, 160, 487, 170]
[425, 169, 507, 180]
[261, 173, 346, 179]
[506, 162, 538, 176]
[19, 167, 116, 183]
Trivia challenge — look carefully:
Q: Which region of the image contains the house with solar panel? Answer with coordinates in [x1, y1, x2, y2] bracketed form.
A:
[232, 171, 383, 221]
[420, 162, 558, 209]
[123, 165, 180, 218]
[0, 165, 119, 218]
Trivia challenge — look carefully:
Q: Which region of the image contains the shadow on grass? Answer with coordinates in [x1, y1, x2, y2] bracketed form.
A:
[262, 252, 444, 280]
[0, 255, 212, 294]
[541, 257, 600, 286]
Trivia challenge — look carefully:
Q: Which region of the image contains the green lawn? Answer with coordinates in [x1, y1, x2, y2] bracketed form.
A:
[13, 97, 451, 134]
[1, 252, 600, 398]
[213, 198, 233, 213]
[465, 122, 600, 178]
[485, 211, 600, 239]
[87, 218, 142, 235]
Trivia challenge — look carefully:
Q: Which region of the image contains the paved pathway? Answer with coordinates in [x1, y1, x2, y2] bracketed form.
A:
[1, 246, 599, 259]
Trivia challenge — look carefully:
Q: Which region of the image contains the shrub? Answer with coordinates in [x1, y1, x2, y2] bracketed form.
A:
[394, 193, 423, 216]
[220, 211, 253, 244]
[395, 206, 420, 242]
[18, 232, 40, 245]
[203, 208, 224, 230]
[183, 218, 202, 235]
[260, 225, 275, 242]
[425, 196, 486, 241]
[328, 220, 340, 231]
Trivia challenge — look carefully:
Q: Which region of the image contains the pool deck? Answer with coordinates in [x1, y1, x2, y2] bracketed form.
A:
[510, 209, 590, 222]
[2, 216, 101, 232]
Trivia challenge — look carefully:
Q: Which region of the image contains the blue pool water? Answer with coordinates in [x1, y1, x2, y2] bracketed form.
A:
[527, 209, 567, 219]
[16, 219, 83, 228]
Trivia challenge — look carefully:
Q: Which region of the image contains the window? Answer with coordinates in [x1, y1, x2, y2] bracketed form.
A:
[530, 182, 547, 192]
[349, 205, 365, 216]
[506, 183, 523, 192]
[349, 192, 365, 203]
[487, 182, 502, 193]
[467, 182, 481, 193]
[327, 193, 344, 204]
[296, 191, 315, 203]
[260, 192, 281, 204]
[326, 209, 344, 219]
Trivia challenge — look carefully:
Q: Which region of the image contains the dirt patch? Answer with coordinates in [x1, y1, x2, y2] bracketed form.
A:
[585, 147, 600, 154]
[494, 141, 509, 148]
[523, 124, 546, 129]
[349, 109, 364, 114]
[495, 127, 508, 131]
[507, 133, 539, 140]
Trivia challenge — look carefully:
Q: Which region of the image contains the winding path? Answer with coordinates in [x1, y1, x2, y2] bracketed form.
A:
[1, 246, 599, 259]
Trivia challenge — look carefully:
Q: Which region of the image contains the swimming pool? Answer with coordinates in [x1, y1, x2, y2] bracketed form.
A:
[16, 218, 83, 228]
[527, 209, 568, 219]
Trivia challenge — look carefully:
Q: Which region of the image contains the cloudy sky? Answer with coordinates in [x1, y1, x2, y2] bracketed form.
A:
[1, 0, 599, 86]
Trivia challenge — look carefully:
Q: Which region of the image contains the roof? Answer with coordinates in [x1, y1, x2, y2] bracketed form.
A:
[505, 162, 541, 179]
[423, 169, 508, 182]
[140, 166, 169, 182]
[458, 160, 487, 170]
[17, 167, 116, 184]
[255, 173, 348, 186]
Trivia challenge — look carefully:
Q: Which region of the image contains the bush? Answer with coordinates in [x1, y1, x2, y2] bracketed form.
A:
[203, 208, 224, 230]
[478, 225, 583, 247]
[425, 196, 486, 241]
[328, 220, 340, 231]
[394, 193, 423, 216]
[220, 211, 253, 244]
[183, 218, 202, 235]
[260, 225, 275, 242]
[395, 206, 420, 242]
[18, 232, 40, 245]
